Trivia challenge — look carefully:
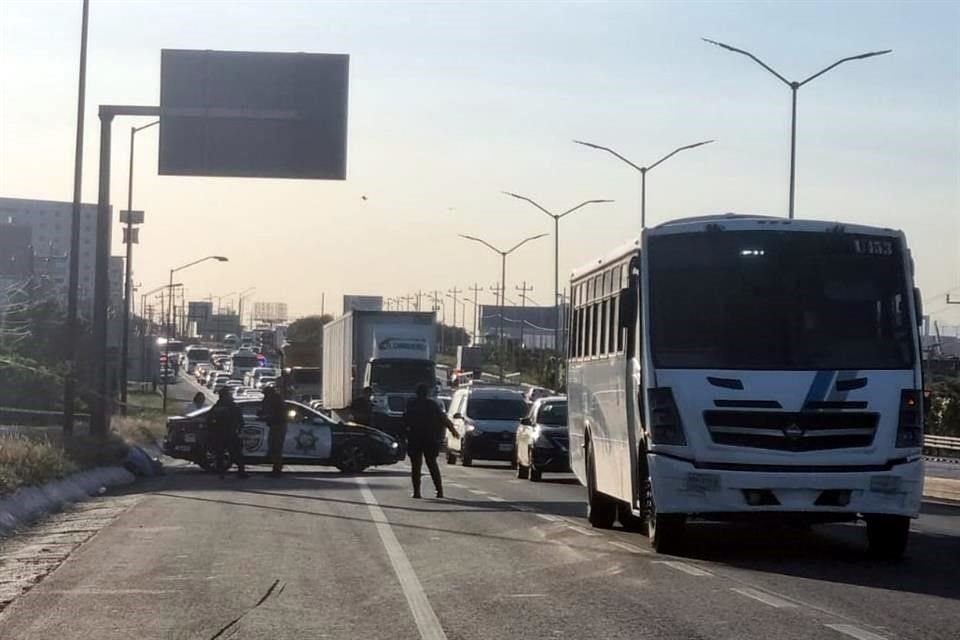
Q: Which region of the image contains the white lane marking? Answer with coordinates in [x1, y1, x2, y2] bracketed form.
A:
[536, 513, 562, 522]
[486, 496, 505, 502]
[651, 560, 712, 577]
[608, 540, 651, 555]
[824, 624, 889, 640]
[565, 524, 601, 537]
[506, 593, 546, 598]
[357, 479, 447, 640]
[468, 489, 489, 495]
[447, 483, 466, 489]
[731, 587, 798, 609]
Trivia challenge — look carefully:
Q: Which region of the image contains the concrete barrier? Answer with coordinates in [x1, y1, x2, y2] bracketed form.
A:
[0, 466, 136, 536]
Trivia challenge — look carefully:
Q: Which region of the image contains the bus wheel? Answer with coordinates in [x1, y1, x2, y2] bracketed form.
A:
[865, 515, 909, 560]
[646, 479, 684, 553]
[586, 442, 616, 529]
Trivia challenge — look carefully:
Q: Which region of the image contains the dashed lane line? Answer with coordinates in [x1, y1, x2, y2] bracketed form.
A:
[565, 524, 602, 537]
[486, 496, 505, 502]
[824, 624, 889, 640]
[535, 513, 562, 522]
[607, 540, 651, 555]
[731, 587, 798, 609]
[652, 560, 713, 577]
[357, 478, 447, 640]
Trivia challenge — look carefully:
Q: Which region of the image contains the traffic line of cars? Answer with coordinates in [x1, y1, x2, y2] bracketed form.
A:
[443, 384, 570, 482]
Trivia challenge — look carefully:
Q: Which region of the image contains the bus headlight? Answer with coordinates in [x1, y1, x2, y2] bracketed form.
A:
[647, 387, 687, 446]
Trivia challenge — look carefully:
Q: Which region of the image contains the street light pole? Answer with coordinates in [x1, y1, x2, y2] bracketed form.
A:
[163, 256, 228, 413]
[573, 139, 713, 229]
[63, 0, 89, 435]
[459, 232, 547, 381]
[119, 120, 159, 413]
[502, 193, 613, 354]
[702, 38, 891, 219]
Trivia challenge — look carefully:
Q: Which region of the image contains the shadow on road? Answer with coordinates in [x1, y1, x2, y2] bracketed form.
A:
[671, 510, 960, 602]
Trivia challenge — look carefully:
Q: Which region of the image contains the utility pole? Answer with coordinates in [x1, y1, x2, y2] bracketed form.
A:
[428, 290, 444, 353]
[415, 290, 423, 312]
[63, 0, 89, 434]
[468, 283, 482, 345]
[516, 281, 533, 350]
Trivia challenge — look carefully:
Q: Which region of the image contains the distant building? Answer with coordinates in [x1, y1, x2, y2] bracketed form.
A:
[0, 197, 121, 316]
[252, 301, 289, 324]
[0, 224, 32, 279]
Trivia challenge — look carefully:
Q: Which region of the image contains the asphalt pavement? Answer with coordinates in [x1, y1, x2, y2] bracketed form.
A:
[0, 452, 957, 640]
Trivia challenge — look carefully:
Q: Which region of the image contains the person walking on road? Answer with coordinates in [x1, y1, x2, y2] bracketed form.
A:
[207, 387, 249, 480]
[261, 385, 287, 476]
[403, 384, 458, 499]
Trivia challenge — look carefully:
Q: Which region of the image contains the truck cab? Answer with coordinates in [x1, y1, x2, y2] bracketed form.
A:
[363, 357, 437, 436]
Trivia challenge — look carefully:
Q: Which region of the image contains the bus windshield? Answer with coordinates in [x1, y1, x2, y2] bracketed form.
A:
[648, 230, 915, 370]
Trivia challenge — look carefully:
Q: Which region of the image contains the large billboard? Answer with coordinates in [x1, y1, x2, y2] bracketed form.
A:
[343, 295, 383, 314]
[159, 49, 349, 179]
[253, 302, 289, 323]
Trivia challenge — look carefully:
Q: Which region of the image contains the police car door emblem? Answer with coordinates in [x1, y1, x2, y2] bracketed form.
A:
[295, 428, 318, 453]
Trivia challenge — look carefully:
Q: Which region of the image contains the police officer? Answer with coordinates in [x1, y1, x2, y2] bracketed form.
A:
[403, 384, 458, 499]
[349, 386, 374, 426]
[207, 387, 249, 479]
[261, 385, 287, 476]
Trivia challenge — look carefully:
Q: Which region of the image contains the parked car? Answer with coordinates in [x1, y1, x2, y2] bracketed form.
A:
[163, 399, 403, 473]
[515, 396, 569, 481]
[445, 386, 528, 466]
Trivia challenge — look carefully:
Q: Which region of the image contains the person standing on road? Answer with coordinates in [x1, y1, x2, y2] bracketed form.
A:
[261, 385, 287, 476]
[403, 384, 458, 499]
[184, 391, 206, 415]
[207, 387, 249, 480]
[349, 386, 374, 426]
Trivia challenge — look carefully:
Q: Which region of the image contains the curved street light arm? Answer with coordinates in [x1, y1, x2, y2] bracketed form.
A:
[172, 255, 228, 274]
[558, 199, 615, 219]
[133, 120, 160, 134]
[572, 139, 643, 172]
[505, 233, 548, 255]
[459, 234, 504, 256]
[702, 38, 792, 87]
[799, 49, 892, 87]
[502, 191, 554, 218]
[647, 140, 715, 172]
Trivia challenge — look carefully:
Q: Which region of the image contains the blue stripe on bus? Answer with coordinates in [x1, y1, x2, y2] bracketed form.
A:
[803, 370, 835, 407]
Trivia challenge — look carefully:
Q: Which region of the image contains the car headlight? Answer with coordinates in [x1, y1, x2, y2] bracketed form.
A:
[391, 441, 399, 449]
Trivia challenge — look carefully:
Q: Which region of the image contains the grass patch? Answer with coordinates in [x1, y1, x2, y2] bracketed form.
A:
[0, 414, 162, 496]
[126, 390, 164, 412]
[111, 414, 166, 448]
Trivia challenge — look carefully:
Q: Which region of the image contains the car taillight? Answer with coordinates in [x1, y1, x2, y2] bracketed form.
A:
[896, 389, 923, 448]
[647, 387, 687, 446]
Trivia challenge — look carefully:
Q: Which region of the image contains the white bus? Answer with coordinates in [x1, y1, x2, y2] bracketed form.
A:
[567, 214, 925, 558]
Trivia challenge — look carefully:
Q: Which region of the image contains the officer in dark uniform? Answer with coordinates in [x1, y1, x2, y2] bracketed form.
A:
[261, 385, 287, 476]
[403, 384, 458, 499]
[349, 386, 374, 426]
[207, 387, 249, 479]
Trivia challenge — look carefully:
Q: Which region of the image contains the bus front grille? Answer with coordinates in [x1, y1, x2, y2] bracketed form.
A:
[702, 410, 879, 451]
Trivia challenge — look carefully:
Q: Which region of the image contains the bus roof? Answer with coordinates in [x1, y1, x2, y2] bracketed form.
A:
[570, 213, 903, 281]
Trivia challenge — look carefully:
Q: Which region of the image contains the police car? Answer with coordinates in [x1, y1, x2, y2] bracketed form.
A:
[163, 399, 403, 473]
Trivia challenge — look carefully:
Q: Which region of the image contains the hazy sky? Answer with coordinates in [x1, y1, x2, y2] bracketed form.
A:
[1, 0, 958, 326]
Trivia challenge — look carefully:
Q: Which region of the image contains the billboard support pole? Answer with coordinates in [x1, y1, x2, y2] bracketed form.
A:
[90, 105, 161, 437]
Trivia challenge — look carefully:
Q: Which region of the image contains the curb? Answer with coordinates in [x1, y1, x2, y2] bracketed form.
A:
[0, 466, 136, 536]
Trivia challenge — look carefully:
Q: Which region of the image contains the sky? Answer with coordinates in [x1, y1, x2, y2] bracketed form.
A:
[1, 0, 958, 328]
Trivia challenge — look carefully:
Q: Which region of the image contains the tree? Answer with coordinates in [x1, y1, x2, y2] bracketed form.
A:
[284, 314, 333, 367]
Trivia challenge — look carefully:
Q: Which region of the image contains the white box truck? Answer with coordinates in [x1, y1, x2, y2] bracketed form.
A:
[323, 311, 437, 439]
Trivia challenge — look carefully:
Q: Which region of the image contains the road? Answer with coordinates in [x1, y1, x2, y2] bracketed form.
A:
[1, 452, 958, 639]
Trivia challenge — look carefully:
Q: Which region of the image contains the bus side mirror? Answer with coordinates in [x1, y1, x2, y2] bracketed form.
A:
[619, 287, 637, 329]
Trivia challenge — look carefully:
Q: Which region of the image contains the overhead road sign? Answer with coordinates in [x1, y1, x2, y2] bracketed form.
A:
[159, 49, 349, 180]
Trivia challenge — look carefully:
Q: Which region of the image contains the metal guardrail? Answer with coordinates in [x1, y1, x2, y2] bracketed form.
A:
[924, 434, 960, 458]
